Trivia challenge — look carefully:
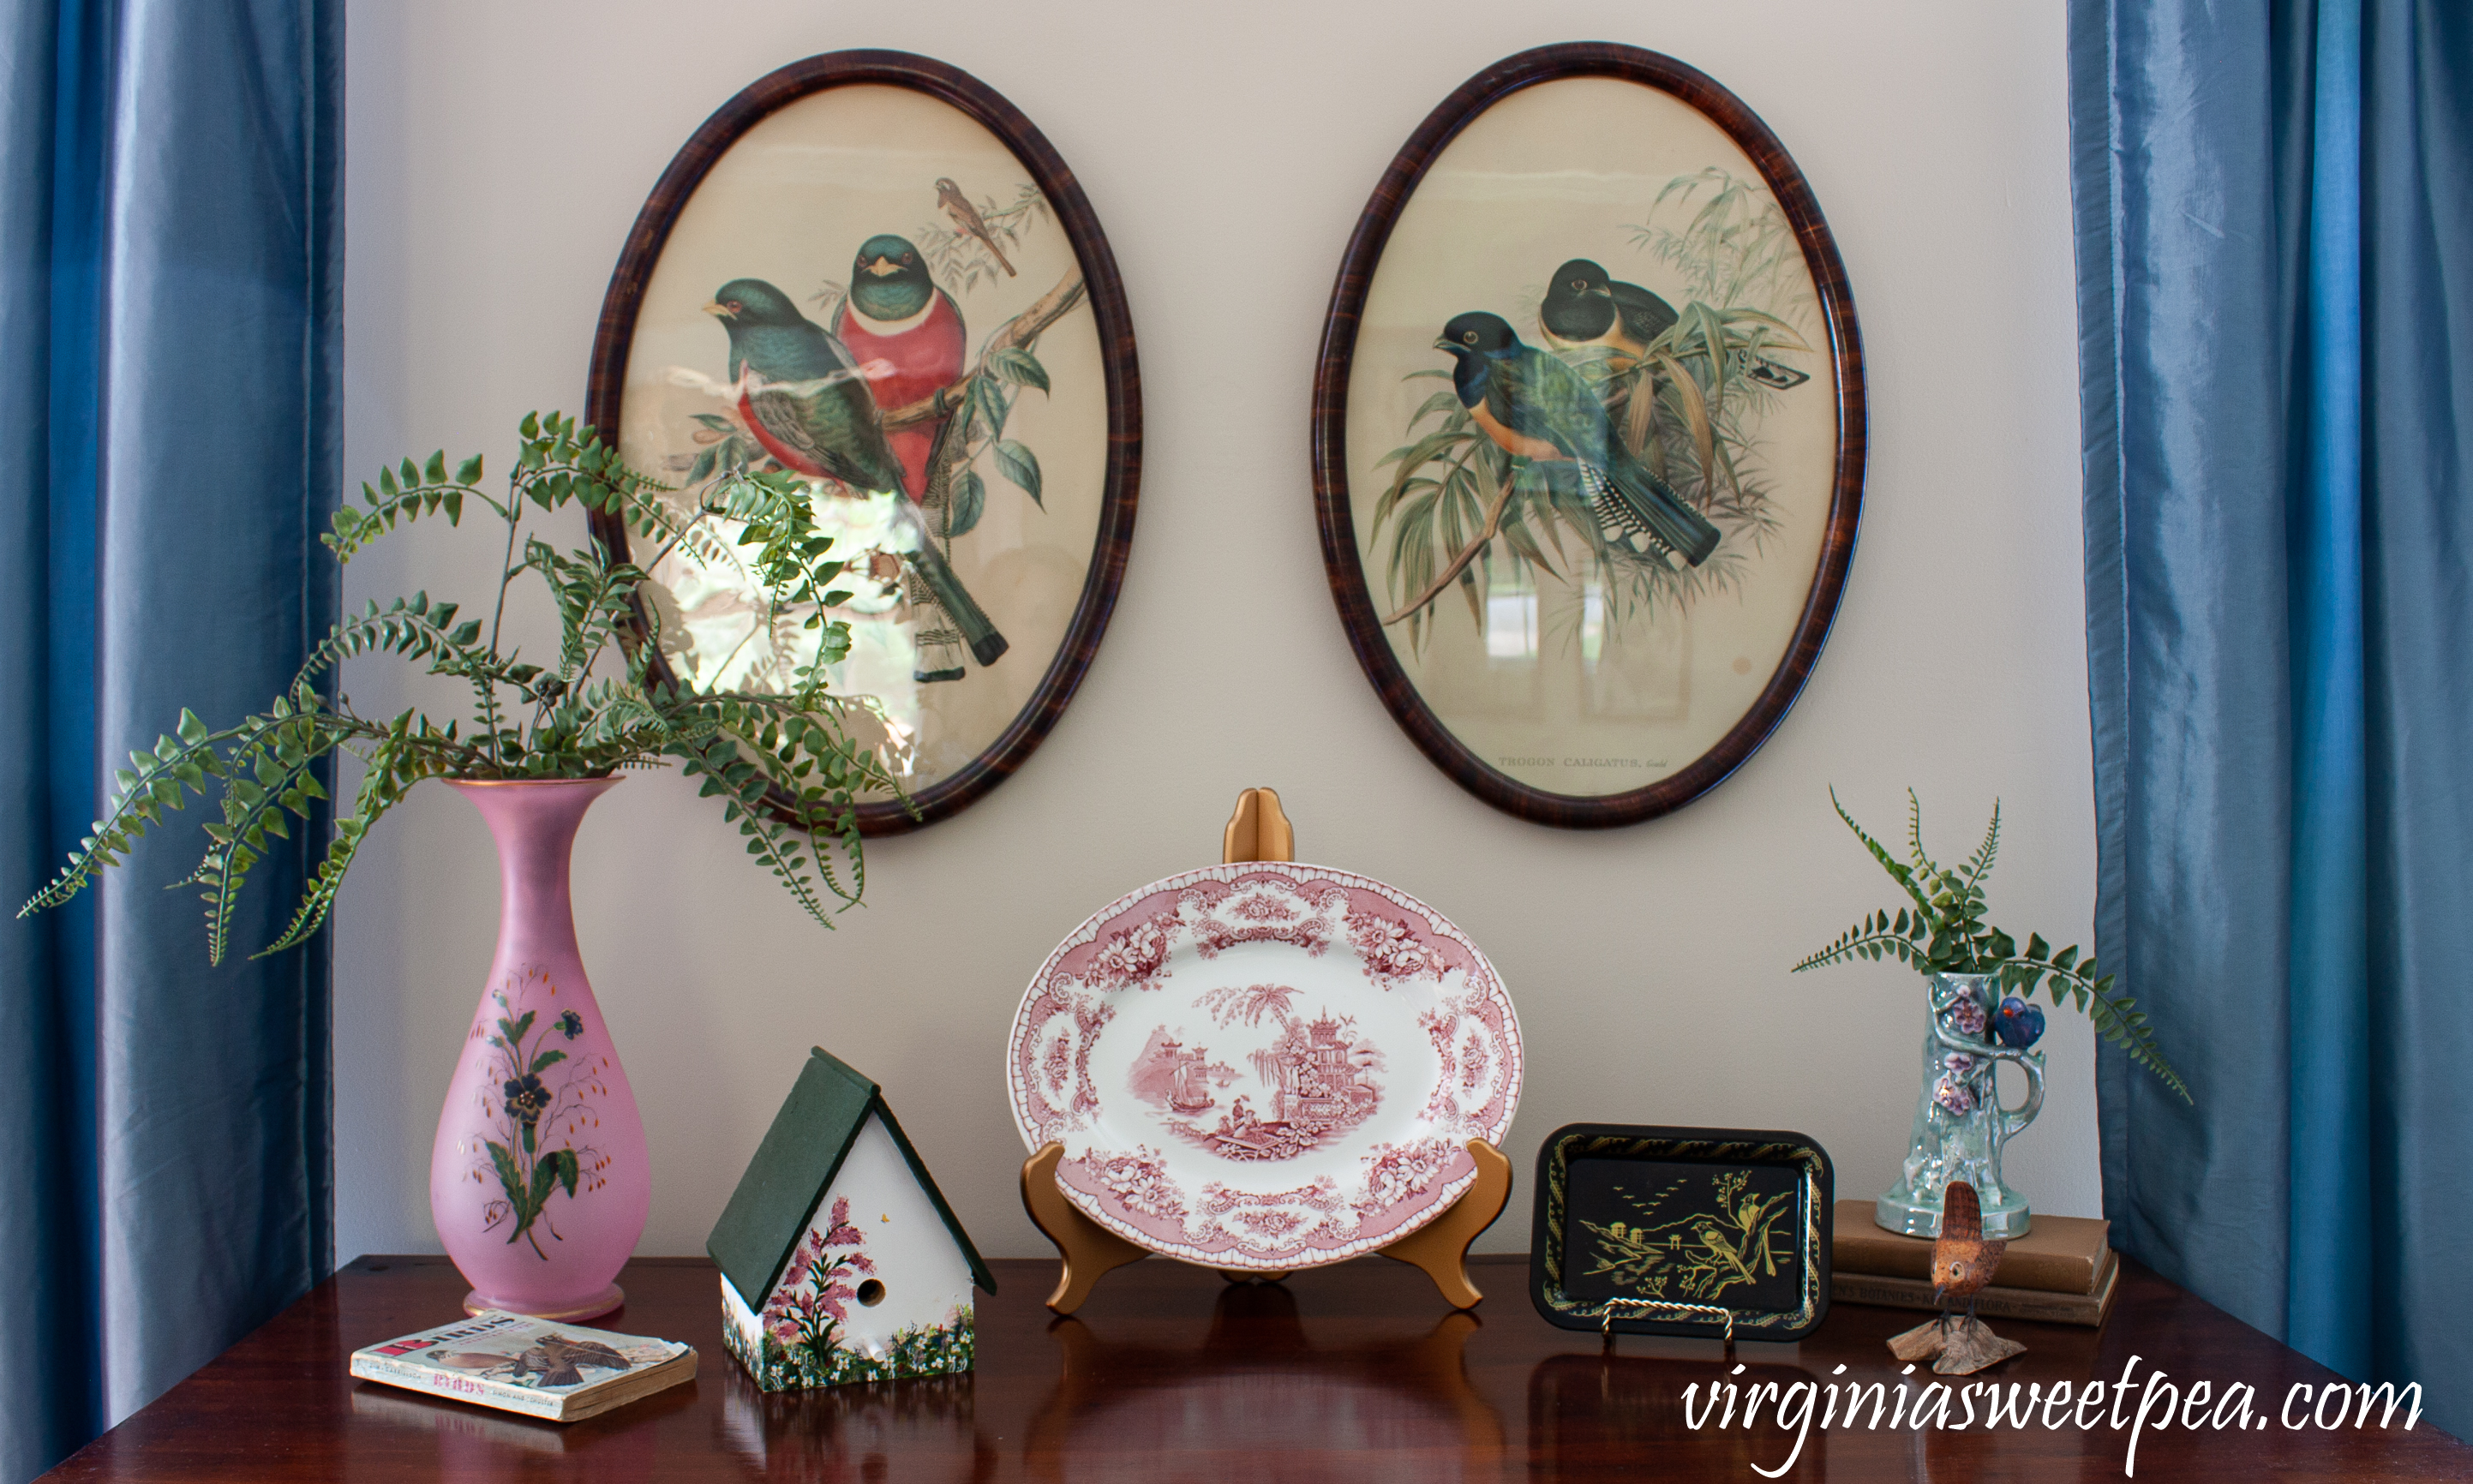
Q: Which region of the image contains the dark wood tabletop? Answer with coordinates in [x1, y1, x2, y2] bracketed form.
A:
[43, 1252, 2467, 1481]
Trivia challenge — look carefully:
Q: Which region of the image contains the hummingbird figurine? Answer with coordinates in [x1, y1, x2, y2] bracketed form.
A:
[1886, 1181, 2028, 1374]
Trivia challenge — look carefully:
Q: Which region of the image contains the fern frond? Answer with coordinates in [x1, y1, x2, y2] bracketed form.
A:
[1905, 787, 1937, 877]
[325, 447, 500, 562]
[2017, 950, 2193, 1105]
[191, 706, 348, 964]
[670, 728, 835, 930]
[1792, 908, 1928, 974]
[1960, 799, 2002, 891]
[258, 724, 455, 956]
[1833, 787, 1935, 922]
[16, 709, 231, 919]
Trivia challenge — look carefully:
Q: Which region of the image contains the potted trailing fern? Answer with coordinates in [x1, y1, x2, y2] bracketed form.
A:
[19, 411, 898, 1319]
[1795, 790, 2187, 1239]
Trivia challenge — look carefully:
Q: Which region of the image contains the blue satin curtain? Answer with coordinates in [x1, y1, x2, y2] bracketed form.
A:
[2072, 0, 2473, 1439]
[0, 2, 339, 1478]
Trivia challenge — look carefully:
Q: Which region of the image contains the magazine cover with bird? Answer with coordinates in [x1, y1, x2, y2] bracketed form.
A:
[614, 83, 1108, 795]
[349, 1309, 694, 1419]
[1344, 77, 1841, 800]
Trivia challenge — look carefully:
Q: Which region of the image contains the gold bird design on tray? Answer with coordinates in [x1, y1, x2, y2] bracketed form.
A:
[936, 177, 1016, 277]
[1887, 1180, 2028, 1374]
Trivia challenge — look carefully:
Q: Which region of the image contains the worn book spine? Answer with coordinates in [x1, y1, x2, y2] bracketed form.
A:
[349, 1354, 570, 1420]
[1831, 1253, 2120, 1327]
[1830, 1202, 2110, 1294]
[1833, 1242, 2102, 1294]
[555, 1355, 696, 1422]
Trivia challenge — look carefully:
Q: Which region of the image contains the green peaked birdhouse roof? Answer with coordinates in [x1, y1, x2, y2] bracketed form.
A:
[709, 1046, 996, 1305]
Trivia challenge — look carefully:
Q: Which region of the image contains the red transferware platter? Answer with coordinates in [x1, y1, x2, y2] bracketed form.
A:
[1007, 862, 1523, 1270]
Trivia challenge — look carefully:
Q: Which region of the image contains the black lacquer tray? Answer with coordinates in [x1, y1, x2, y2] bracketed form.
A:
[1530, 1123, 1833, 1340]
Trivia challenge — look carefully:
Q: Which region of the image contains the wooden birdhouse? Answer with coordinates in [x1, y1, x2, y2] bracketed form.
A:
[710, 1048, 996, 1390]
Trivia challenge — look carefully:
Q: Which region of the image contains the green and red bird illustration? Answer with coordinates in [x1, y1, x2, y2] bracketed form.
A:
[1435, 311, 1722, 567]
[829, 235, 967, 501]
[704, 278, 1007, 678]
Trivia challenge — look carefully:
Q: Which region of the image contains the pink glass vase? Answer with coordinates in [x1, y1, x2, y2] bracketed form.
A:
[430, 778, 648, 1319]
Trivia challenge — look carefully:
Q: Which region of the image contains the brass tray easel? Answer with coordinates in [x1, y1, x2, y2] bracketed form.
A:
[1020, 787, 1514, 1314]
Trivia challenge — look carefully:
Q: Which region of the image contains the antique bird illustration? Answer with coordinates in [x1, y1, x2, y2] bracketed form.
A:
[705, 278, 1008, 676]
[936, 177, 1016, 276]
[829, 234, 967, 501]
[1888, 1180, 2027, 1374]
[1434, 311, 1722, 566]
[1540, 257, 1808, 389]
[1539, 258, 1679, 365]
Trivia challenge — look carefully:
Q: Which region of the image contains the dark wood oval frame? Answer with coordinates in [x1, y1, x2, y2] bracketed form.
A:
[1310, 43, 1865, 829]
[585, 50, 1141, 835]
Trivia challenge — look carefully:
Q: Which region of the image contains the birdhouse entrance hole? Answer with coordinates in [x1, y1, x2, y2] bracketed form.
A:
[857, 1279, 886, 1307]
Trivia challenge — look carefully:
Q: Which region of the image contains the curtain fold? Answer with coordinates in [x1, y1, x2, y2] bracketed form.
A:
[2072, 0, 2473, 1439]
[0, 2, 339, 1478]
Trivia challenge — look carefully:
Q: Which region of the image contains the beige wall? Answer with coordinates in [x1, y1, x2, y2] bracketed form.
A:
[334, 0, 2098, 1265]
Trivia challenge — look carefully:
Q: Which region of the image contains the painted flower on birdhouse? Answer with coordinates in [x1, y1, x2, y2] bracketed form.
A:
[761, 1197, 878, 1352]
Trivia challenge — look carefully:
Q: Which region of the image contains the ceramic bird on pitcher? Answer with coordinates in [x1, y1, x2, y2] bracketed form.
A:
[1887, 1181, 2027, 1374]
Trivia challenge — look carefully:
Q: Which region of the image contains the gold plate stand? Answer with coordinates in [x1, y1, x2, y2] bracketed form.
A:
[1020, 787, 1514, 1314]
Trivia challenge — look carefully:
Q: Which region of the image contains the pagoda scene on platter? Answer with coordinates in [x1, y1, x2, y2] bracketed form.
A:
[1130, 994, 1386, 1163]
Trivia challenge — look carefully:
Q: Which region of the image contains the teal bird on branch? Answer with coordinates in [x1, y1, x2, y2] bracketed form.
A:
[1435, 311, 1722, 566]
[704, 278, 1007, 676]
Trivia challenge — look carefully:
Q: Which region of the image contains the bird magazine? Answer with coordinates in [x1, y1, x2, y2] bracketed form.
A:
[349, 1310, 695, 1422]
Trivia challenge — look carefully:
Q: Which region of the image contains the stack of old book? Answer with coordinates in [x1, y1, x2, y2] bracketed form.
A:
[1830, 1200, 2119, 1326]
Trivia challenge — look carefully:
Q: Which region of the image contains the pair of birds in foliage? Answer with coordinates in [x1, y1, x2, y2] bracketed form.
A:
[1434, 257, 1810, 570]
[705, 232, 1003, 681]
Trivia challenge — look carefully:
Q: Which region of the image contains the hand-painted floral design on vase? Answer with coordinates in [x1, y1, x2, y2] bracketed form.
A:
[431, 779, 649, 1320]
[1875, 972, 2045, 1241]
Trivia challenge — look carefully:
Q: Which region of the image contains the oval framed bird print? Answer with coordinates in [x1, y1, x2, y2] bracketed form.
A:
[586, 50, 1139, 834]
[1313, 44, 1864, 829]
